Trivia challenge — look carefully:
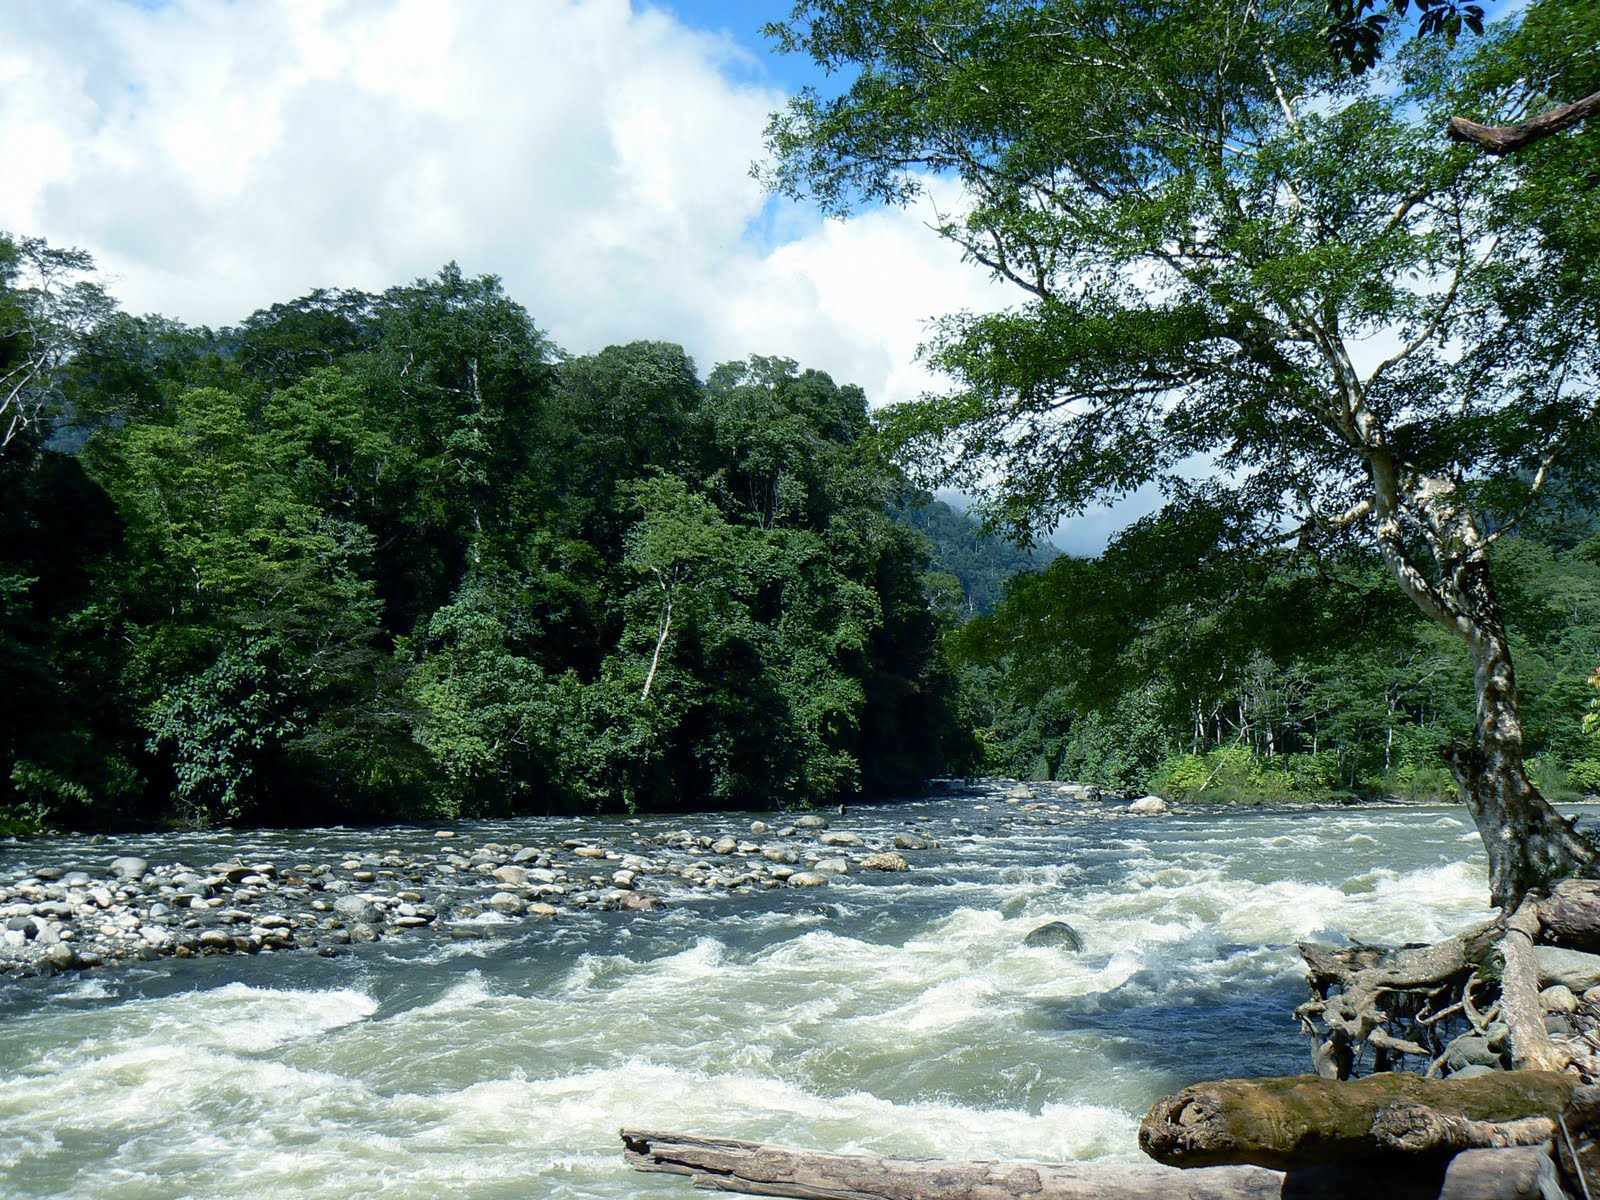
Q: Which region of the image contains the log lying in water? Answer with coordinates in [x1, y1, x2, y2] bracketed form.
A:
[619, 1128, 1562, 1200]
[1139, 1071, 1574, 1169]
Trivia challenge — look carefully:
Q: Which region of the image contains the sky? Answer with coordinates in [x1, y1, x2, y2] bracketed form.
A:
[0, 0, 1117, 547]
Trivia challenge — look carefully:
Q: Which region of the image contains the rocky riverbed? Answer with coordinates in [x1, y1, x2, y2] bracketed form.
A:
[0, 779, 1165, 978]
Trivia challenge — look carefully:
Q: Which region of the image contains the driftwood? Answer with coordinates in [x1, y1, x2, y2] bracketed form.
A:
[1298, 927, 1500, 1078]
[621, 1128, 1284, 1199]
[1296, 883, 1600, 1081]
[621, 1129, 1565, 1200]
[1139, 1071, 1574, 1169]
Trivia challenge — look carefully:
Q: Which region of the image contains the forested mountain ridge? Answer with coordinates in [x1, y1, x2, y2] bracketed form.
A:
[893, 495, 1059, 617]
[0, 239, 976, 833]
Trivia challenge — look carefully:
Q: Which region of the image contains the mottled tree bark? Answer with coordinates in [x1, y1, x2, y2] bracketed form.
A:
[1369, 454, 1597, 910]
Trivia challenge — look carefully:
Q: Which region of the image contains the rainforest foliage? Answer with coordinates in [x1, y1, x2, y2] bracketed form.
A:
[0, 244, 977, 832]
[958, 508, 1600, 805]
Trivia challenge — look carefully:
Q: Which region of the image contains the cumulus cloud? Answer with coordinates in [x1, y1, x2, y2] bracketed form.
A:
[0, 0, 1011, 409]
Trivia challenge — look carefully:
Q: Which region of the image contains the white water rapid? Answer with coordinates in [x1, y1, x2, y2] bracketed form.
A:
[0, 795, 1502, 1199]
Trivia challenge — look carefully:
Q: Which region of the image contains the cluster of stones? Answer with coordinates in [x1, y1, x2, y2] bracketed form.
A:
[989, 781, 1169, 817]
[0, 809, 946, 978]
[1444, 950, 1600, 1080]
[638, 813, 927, 891]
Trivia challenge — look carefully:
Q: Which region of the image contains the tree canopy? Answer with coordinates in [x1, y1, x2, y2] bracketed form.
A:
[763, 0, 1600, 905]
[0, 248, 976, 832]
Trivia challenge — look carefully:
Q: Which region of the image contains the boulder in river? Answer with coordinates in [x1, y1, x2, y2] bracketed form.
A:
[332, 895, 380, 925]
[793, 815, 829, 831]
[817, 831, 863, 848]
[1023, 920, 1084, 951]
[788, 872, 829, 888]
[1127, 796, 1170, 816]
[488, 892, 527, 915]
[108, 856, 148, 880]
[860, 852, 909, 872]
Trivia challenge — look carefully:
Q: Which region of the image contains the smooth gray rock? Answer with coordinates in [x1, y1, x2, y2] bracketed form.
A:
[787, 872, 829, 888]
[1127, 796, 1169, 815]
[817, 832, 863, 848]
[332, 895, 379, 925]
[1444, 1034, 1502, 1072]
[108, 857, 149, 883]
[1536, 946, 1600, 992]
[793, 815, 829, 831]
[813, 857, 849, 875]
[1024, 920, 1084, 951]
[711, 837, 738, 855]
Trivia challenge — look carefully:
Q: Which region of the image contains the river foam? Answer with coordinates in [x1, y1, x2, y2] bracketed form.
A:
[0, 799, 1500, 1199]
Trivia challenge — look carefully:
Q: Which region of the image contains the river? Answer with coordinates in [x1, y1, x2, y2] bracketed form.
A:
[0, 794, 1498, 1200]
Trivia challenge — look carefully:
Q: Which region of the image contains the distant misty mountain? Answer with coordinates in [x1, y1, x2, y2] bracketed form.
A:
[896, 495, 1060, 617]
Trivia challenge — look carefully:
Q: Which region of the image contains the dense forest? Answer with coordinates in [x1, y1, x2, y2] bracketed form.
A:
[5, 227, 1600, 836]
[0, 234, 982, 833]
[961, 509, 1600, 805]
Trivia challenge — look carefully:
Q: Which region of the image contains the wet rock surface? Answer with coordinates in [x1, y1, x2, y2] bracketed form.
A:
[0, 777, 1166, 978]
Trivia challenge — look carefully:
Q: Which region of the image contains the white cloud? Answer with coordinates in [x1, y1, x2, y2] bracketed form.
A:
[0, 0, 1011, 408]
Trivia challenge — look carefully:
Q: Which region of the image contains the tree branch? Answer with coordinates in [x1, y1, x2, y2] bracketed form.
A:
[1448, 88, 1600, 155]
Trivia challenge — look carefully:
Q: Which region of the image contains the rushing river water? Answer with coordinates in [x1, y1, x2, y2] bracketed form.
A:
[0, 794, 1500, 1200]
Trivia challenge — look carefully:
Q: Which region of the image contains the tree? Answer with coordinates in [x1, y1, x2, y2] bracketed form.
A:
[0, 234, 115, 450]
[764, 0, 1600, 907]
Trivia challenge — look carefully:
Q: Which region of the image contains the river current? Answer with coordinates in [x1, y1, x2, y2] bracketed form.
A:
[0, 795, 1499, 1199]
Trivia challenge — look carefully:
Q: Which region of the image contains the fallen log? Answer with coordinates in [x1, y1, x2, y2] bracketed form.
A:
[620, 1129, 1564, 1200]
[621, 1128, 1284, 1199]
[1139, 1071, 1574, 1169]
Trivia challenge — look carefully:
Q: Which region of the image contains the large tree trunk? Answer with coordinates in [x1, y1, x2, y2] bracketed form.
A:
[1369, 455, 1596, 910]
[1438, 559, 1597, 910]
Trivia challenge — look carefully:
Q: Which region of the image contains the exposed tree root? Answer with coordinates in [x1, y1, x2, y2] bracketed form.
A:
[1298, 891, 1600, 1084]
